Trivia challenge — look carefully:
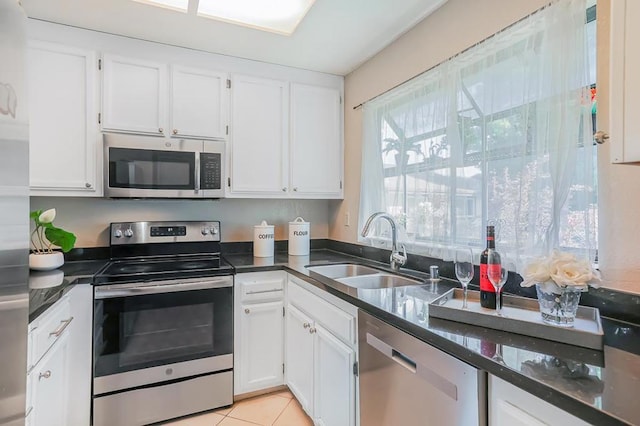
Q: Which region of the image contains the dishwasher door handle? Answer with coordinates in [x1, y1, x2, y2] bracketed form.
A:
[366, 332, 458, 401]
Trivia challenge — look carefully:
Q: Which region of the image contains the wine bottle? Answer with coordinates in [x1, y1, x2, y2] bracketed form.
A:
[480, 225, 502, 309]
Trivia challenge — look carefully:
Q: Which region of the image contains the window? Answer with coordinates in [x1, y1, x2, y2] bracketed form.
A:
[359, 0, 597, 265]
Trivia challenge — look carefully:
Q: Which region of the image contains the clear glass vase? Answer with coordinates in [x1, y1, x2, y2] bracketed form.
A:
[535, 281, 584, 327]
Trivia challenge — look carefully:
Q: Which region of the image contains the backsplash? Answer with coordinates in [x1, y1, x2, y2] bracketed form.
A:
[30, 197, 330, 247]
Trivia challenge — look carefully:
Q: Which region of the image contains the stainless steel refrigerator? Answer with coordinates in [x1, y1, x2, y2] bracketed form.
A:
[0, 0, 29, 425]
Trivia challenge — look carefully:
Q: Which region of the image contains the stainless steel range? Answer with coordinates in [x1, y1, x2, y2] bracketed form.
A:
[92, 221, 234, 426]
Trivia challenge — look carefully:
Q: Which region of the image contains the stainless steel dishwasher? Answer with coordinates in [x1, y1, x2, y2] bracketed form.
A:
[358, 310, 487, 425]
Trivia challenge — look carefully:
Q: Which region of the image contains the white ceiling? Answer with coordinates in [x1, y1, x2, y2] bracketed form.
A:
[22, 0, 448, 75]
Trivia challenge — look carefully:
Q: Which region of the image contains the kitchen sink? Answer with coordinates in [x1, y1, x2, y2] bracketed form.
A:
[307, 263, 424, 289]
[306, 264, 383, 279]
[336, 274, 423, 289]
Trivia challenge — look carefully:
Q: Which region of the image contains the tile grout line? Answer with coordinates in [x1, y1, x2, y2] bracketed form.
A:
[223, 393, 293, 426]
[269, 397, 296, 426]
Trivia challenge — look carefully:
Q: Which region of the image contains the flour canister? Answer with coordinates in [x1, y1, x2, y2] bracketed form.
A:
[288, 217, 310, 256]
[253, 220, 275, 257]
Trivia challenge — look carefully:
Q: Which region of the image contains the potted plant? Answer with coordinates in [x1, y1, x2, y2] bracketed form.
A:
[382, 138, 423, 167]
[29, 208, 76, 270]
[521, 250, 600, 327]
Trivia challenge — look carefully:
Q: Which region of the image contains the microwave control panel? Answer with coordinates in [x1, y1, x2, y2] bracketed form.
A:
[200, 153, 222, 190]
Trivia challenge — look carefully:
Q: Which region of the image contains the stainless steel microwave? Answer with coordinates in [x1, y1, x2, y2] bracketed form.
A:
[104, 134, 225, 199]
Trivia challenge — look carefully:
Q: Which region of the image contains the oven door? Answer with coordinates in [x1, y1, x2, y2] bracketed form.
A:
[93, 276, 233, 394]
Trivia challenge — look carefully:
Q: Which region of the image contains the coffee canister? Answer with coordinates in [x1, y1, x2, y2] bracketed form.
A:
[253, 220, 274, 257]
[288, 217, 310, 256]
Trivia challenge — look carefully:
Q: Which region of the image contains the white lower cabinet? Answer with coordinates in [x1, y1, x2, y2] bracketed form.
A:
[313, 323, 356, 426]
[285, 304, 315, 414]
[234, 272, 286, 395]
[27, 332, 70, 426]
[285, 276, 357, 426]
[26, 285, 92, 426]
[489, 375, 589, 426]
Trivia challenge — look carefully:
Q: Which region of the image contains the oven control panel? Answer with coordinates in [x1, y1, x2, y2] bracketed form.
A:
[110, 221, 221, 244]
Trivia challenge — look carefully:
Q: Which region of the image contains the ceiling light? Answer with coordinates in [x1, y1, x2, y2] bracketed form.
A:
[133, 0, 188, 13]
[197, 0, 316, 35]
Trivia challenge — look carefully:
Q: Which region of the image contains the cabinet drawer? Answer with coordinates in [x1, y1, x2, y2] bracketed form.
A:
[237, 271, 285, 303]
[288, 280, 355, 345]
[29, 297, 73, 369]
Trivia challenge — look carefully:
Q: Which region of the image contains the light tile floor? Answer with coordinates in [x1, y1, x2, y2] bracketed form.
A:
[163, 389, 313, 426]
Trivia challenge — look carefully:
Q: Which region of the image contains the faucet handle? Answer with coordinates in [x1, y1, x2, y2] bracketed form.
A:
[390, 244, 407, 270]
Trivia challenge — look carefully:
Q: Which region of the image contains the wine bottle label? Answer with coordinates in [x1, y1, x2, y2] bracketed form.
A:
[479, 263, 495, 293]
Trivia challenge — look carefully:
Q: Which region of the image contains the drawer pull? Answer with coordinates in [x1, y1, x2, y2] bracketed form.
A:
[39, 370, 51, 380]
[309, 327, 317, 334]
[244, 308, 250, 314]
[49, 317, 74, 338]
[303, 322, 311, 329]
[245, 288, 283, 295]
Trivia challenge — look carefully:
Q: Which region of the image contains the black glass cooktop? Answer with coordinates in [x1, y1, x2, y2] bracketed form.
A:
[94, 255, 235, 285]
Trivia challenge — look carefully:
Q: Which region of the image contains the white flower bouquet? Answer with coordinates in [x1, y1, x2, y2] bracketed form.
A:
[521, 250, 601, 292]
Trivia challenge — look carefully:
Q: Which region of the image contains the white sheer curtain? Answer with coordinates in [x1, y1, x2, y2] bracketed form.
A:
[359, 0, 597, 267]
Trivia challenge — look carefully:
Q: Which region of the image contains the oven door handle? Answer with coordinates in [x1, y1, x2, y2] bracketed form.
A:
[94, 277, 232, 299]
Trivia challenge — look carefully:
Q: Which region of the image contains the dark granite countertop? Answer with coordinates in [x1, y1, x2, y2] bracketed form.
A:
[28, 260, 107, 323]
[232, 249, 639, 426]
[38, 250, 638, 425]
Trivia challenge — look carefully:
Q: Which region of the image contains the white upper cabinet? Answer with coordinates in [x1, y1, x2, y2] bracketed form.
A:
[170, 66, 227, 139]
[228, 77, 343, 199]
[28, 41, 100, 196]
[290, 83, 343, 198]
[609, 0, 640, 163]
[102, 55, 228, 140]
[229, 75, 289, 196]
[101, 54, 167, 136]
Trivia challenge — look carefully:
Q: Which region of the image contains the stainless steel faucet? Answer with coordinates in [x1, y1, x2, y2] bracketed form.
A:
[361, 212, 407, 271]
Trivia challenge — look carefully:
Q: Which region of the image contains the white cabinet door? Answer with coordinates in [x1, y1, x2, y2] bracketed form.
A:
[27, 42, 100, 195]
[610, 0, 640, 163]
[170, 66, 227, 140]
[313, 324, 355, 426]
[229, 75, 289, 197]
[66, 285, 92, 426]
[285, 304, 314, 416]
[238, 301, 284, 393]
[30, 332, 70, 426]
[489, 375, 589, 426]
[290, 83, 343, 198]
[102, 54, 166, 136]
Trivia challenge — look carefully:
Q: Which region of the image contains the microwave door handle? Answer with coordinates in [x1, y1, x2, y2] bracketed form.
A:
[194, 152, 200, 194]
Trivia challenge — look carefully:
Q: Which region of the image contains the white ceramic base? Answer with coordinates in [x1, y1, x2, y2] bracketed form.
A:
[29, 252, 64, 271]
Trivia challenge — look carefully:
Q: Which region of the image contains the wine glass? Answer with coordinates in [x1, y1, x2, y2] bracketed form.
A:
[487, 249, 508, 316]
[454, 248, 474, 309]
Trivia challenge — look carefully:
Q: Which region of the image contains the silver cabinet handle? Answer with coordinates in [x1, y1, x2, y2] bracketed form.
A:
[282, 187, 287, 192]
[293, 187, 298, 192]
[244, 308, 250, 314]
[594, 130, 609, 144]
[85, 182, 92, 188]
[159, 127, 164, 133]
[172, 129, 178, 135]
[49, 317, 73, 338]
[303, 322, 311, 329]
[245, 288, 283, 295]
[38, 370, 51, 380]
[309, 327, 316, 334]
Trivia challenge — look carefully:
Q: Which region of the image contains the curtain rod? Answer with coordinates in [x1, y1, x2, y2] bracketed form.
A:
[352, 1, 555, 110]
